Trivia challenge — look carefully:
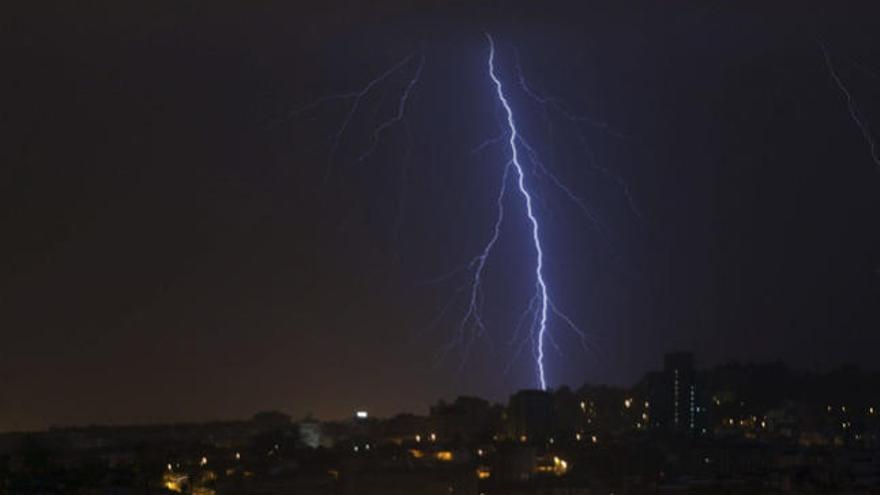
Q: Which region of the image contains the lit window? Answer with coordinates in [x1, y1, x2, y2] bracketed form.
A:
[435, 451, 453, 461]
[552, 456, 569, 475]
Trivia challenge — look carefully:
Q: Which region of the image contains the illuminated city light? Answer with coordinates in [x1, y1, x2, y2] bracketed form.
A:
[356, 410, 369, 419]
[162, 473, 187, 493]
[552, 456, 570, 476]
[536, 456, 568, 476]
[435, 451, 454, 461]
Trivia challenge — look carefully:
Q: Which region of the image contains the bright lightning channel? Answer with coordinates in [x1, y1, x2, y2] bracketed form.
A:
[275, 39, 592, 388]
[485, 33, 567, 390]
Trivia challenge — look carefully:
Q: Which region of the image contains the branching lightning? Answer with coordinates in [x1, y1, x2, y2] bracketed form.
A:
[460, 161, 511, 344]
[479, 33, 587, 390]
[435, 35, 602, 390]
[485, 33, 550, 389]
[272, 53, 423, 181]
[278, 36, 609, 391]
[819, 42, 880, 170]
[513, 54, 644, 222]
[358, 54, 426, 164]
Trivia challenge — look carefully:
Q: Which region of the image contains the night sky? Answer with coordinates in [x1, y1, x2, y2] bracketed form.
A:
[3, 0, 880, 432]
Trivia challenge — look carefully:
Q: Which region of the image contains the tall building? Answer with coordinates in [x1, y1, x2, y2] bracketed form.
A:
[429, 396, 496, 442]
[651, 352, 699, 433]
[506, 390, 553, 442]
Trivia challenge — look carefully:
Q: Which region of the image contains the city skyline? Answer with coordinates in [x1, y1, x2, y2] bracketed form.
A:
[3, 350, 878, 433]
[4, 349, 880, 493]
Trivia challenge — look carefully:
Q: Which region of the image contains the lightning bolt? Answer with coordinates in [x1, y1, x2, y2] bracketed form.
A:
[269, 53, 423, 181]
[513, 53, 643, 222]
[460, 161, 510, 345]
[275, 38, 597, 390]
[819, 41, 880, 170]
[484, 33, 579, 390]
[437, 35, 593, 389]
[358, 53, 426, 164]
